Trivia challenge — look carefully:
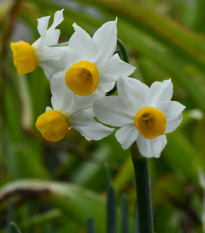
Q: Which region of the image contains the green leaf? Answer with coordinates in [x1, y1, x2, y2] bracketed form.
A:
[165, 132, 201, 182]
[71, 144, 111, 190]
[0, 180, 106, 233]
[10, 222, 21, 233]
[133, 202, 139, 233]
[21, 209, 62, 231]
[107, 183, 117, 233]
[6, 199, 13, 233]
[76, 0, 205, 74]
[87, 218, 96, 233]
[121, 195, 130, 233]
[113, 157, 134, 193]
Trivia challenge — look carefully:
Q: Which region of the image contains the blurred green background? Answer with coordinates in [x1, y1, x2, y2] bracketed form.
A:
[1, 0, 205, 232]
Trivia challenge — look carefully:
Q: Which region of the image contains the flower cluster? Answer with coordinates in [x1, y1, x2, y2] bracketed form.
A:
[11, 10, 185, 158]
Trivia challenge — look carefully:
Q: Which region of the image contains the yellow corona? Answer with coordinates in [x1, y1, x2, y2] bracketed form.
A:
[65, 61, 99, 96]
[134, 107, 166, 139]
[10, 41, 37, 74]
[36, 110, 69, 142]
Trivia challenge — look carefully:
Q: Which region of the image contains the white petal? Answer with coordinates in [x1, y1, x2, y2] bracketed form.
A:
[137, 134, 167, 158]
[51, 73, 100, 115]
[115, 124, 138, 150]
[150, 79, 173, 107]
[70, 94, 96, 114]
[99, 54, 136, 83]
[93, 96, 135, 127]
[46, 9, 64, 45]
[165, 114, 183, 133]
[68, 23, 97, 61]
[95, 87, 106, 97]
[37, 16, 50, 38]
[46, 30, 60, 46]
[46, 106, 53, 112]
[93, 19, 117, 66]
[50, 9, 64, 29]
[34, 10, 64, 48]
[70, 111, 114, 141]
[117, 77, 150, 109]
[38, 46, 69, 80]
[158, 101, 185, 121]
[50, 72, 73, 113]
[101, 82, 115, 92]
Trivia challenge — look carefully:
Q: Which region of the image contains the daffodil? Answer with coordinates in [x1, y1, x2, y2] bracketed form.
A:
[36, 73, 113, 142]
[93, 77, 185, 158]
[63, 20, 135, 96]
[11, 9, 67, 79]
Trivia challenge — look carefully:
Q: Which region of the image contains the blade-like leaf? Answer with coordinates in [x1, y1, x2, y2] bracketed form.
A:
[76, 0, 205, 74]
[0, 180, 106, 233]
[133, 202, 139, 233]
[10, 222, 21, 233]
[87, 218, 96, 233]
[121, 195, 129, 233]
[165, 132, 201, 182]
[6, 199, 13, 233]
[107, 183, 117, 233]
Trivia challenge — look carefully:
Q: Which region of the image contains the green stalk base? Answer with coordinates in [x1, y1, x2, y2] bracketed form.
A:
[131, 143, 154, 233]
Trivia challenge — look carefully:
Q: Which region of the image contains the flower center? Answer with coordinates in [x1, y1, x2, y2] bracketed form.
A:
[134, 107, 166, 139]
[65, 61, 99, 96]
[35, 110, 69, 142]
[10, 41, 37, 74]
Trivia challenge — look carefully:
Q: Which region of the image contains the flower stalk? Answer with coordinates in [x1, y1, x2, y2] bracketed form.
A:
[131, 143, 154, 233]
[117, 38, 129, 63]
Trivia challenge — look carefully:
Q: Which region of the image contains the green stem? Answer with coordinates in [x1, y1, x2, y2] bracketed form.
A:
[131, 143, 154, 233]
[106, 39, 129, 96]
[117, 38, 129, 63]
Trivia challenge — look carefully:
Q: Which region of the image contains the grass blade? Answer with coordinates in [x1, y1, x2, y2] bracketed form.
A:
[133, 202, 139, 233]
[121, 195, 129, 233]
[0, 180, 106, 233]
[107, 183, 117, 233]
[10, 222, 21, 233]
[6, 199, 13, 233]
[87, 218, 96, 233]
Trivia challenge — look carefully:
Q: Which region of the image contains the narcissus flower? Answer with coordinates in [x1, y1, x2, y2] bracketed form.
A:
[93, 77, 185, 158]
[11, 9, 67, 79]
[36, 73, 113, 142]
[64, 20, 135, 96]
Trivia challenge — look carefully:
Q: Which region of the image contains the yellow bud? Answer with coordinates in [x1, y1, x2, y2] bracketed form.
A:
[10, 41, 37, 74]
[65, 61, 99, 96]
[36, 110, 69, 142]
[134, 107, 166, 139]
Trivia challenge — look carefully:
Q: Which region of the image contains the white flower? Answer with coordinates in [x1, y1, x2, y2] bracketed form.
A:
[93, 77, 185, 158]
[11, 9, 67, 79]
[36, 73, 113, 142]
[62, 19, 135, 96]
